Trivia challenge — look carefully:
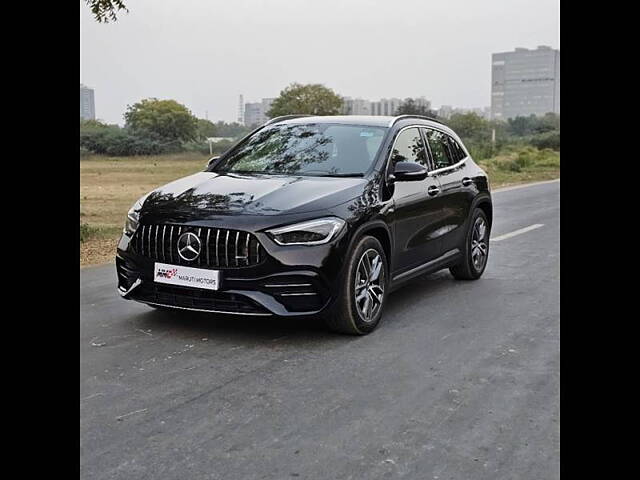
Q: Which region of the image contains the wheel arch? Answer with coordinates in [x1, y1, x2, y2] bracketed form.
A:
[348, 220, 393, 271]
[471, 194, 493, 229]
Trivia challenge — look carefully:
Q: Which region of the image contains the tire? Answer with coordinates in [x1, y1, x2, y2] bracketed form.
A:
[450, 208, 490, 280]
[323, 236, 389, 335]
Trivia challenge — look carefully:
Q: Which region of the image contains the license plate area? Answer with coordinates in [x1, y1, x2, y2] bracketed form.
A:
[154, 262, 220, 291]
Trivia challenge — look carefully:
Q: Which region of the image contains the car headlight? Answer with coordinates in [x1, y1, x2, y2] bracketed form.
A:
[123, 194, 148, 236]
[266, 217, 345, 246]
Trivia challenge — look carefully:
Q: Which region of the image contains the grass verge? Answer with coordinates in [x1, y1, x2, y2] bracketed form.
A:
[80, 148, 559, 267]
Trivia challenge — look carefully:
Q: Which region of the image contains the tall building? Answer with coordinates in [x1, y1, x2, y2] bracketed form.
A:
[244, 103, 263, 127]
[491, 45, 560, 120]
[341, 97, 372, 115]
[370, 98, 403, 116]
[80, 84, 95, 120]
[343, 97, 413, 116]
[243, 98, 275, 127]
[237, 94, 244, 124]
[438, 105, 453, 119]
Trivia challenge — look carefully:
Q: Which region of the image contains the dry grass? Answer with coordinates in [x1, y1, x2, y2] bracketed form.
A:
[80, 150, 559, 267]
[80, 152, 208, 266]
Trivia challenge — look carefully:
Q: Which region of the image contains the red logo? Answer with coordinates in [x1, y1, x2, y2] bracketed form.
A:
[156, 268, 178, 279]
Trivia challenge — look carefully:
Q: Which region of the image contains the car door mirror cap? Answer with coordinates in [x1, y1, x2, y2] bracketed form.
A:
[207, 156, 220, 167]
[393, 161, 429, 182]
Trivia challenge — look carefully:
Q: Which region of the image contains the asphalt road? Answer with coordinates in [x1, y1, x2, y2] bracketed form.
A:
[80, 179, 560, 480]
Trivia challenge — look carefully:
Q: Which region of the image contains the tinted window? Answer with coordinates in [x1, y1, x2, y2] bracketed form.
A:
[215, 123, 387, 176]
[425, 129, 454, 169]
[390, 128, 428, 167]
[447, 136, 466, 162]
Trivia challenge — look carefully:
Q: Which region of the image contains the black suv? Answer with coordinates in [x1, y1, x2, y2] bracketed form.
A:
[116, 115, 492, 334]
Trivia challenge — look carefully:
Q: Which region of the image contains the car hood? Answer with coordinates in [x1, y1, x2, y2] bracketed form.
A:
[140, 171, 368, 219]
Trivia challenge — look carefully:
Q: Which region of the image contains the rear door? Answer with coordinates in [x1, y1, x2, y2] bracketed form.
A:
[390, 127, 446, 274]
[422, 128, 473, 253]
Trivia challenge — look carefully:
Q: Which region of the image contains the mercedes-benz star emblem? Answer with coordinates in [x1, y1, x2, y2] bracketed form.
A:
[177, 232, 201, 262]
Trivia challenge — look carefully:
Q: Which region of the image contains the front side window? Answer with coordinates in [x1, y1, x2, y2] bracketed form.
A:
[424, 129, 454, 169]
[213, 123, 387, 176]
[390, 127, 428, 168]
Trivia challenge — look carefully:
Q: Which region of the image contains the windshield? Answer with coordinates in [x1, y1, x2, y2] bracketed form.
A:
[213, 123, 388, 176]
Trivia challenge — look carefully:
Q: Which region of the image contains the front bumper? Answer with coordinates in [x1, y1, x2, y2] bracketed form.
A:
[116, 226, 349, 317]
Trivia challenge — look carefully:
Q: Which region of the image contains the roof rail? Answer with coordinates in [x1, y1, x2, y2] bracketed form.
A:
[389, 114, 446, 127]
[264, 114, 312, 126]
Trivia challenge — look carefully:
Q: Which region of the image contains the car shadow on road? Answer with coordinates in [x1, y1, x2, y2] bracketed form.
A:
[130, 270, 458, 342]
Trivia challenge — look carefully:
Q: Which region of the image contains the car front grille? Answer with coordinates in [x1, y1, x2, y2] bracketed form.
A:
[131, 224, 264, 269]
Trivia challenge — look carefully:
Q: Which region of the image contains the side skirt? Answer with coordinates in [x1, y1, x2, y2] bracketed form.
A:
[389, 249, 461, 292]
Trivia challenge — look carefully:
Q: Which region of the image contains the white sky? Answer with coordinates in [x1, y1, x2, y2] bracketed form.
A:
[80, 0, 559, 125]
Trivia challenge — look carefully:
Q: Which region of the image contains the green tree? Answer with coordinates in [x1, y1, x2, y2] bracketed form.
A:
[447, 112, 489, 139]
[211, 121, 251, 137]
[84, 0, 128, 23]
[196, 119, 217, 140]
[124, 98, 198, 142]
[267, 83, 343, 118]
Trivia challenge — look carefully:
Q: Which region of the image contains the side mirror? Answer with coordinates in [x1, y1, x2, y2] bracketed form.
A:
[393, 161, 429, 182]
[207, 156, 220, 168]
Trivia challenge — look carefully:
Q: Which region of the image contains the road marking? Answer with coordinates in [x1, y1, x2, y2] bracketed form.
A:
[491, 224, 544, 242]
[493, 178, 559, 193]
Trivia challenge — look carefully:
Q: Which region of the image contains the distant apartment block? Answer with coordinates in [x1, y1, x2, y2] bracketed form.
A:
[370, 98, 402, 116]
[244, 98, 275, 127]
[80, 84, 95, 120]
[341, 97, 372, 115]
[342, 96, 429, 116]
[491, 45, 560, 120]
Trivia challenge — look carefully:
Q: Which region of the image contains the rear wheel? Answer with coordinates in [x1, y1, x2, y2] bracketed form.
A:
[324, 236, 388, 335]
[450, 208, 490, 280]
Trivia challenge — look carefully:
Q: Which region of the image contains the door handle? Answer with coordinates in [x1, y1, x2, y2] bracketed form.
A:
[461, 177, 473, 187]
[427, 185, 440, 196]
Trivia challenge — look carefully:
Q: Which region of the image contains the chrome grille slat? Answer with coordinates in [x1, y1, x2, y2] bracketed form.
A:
[206, 229, 211, 265]
[215, 229, 220, 266]
[147, 225, 152, 259]
[225, 231, 230, 267]
[234, 231, 239, 267]
[169, 226, 174, 263]
[154, 225, 159, 259]
[245, 233, 250, 266]
[162, 226, 166, 261]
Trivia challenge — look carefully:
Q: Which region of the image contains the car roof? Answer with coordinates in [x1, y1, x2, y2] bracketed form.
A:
[273, 115, 451, 132]
[276, 115, 394, 127]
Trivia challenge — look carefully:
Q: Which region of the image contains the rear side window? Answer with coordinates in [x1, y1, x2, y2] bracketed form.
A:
[447, 136, 467, 162]
[390, 127, 428, 167]
[424, 129, 454, 169]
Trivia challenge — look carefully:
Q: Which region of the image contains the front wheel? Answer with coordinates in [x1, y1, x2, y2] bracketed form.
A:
[324, 236, 388, 335]
[450, 208, 490, 280]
